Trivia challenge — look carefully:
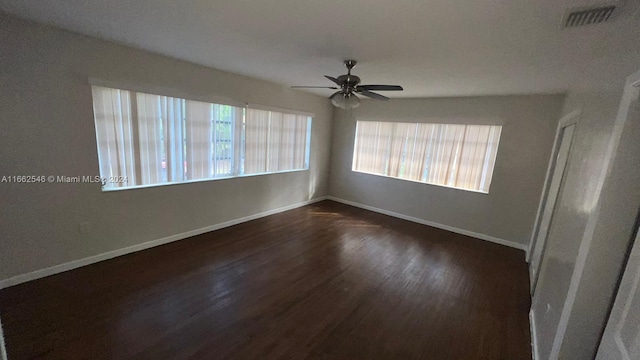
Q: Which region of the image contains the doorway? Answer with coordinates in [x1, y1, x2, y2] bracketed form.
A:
[529, 113, 578, 294]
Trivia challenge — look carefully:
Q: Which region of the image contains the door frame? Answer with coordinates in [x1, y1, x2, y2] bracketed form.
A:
[0, 315, 6, 360]
[528, 109, 580, 293]
[596, 221, 640, 359]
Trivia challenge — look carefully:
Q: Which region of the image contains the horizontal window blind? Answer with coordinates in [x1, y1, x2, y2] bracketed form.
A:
[352, 121, 502, 193]
[91, 85, 311, 190]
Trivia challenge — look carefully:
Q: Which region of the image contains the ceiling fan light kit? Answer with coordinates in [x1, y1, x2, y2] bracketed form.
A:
[331, 93, 361, 109]
[292, 60, 404, 110]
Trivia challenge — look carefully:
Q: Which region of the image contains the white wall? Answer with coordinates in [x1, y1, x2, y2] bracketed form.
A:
[562, 76, 640, 359]
[0, 14, 333, 282]
[329, 96, 564, 248]
[528, 19, 640, 354]
[532, 81, 640, 359]
[531, 89, 622, 360]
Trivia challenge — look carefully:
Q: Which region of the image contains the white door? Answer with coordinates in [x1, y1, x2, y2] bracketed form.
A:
[530, 121, 576, 293]
[597, 229, 640, 360]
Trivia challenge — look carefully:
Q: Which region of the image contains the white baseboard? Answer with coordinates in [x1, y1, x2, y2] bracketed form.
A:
[326, 196, 528, 254]
[0, 196, 328, 290]
[530, 310, 539, 360]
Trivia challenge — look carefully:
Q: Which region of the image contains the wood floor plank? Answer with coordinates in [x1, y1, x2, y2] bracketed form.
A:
[0, 200, 531, 359]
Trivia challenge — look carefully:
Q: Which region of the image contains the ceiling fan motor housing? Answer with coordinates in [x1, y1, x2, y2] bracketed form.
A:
[337, 74, 361, 94]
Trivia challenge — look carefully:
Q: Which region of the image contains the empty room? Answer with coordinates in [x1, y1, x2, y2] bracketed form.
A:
[1, 1, 639, 359]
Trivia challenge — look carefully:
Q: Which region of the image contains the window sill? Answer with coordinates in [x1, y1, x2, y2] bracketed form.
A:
[101, 168, 310, 192]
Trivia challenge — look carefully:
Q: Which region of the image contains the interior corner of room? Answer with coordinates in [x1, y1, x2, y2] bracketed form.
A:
[1, 1, 640, 359]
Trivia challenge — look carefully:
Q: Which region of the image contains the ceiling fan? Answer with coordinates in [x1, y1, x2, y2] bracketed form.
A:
[292, 60, 404, 109]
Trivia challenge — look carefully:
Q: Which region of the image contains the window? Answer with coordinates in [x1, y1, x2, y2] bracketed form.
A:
[352, 121, 502, 193]
[91, 85, 311, 190]
[244, 108, 311, 175]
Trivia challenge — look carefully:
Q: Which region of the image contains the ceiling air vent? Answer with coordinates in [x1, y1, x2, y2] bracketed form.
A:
[564, 5, 616, 27]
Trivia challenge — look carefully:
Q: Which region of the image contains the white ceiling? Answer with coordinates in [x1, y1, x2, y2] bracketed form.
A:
[2, 0, 639, 98]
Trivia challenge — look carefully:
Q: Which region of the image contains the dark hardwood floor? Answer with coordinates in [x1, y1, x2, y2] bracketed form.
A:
[0, 200, 531, 360]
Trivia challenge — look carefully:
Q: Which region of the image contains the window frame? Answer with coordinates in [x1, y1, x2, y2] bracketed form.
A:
[351, 119, 502, 194]
[89, 80, 313, 192]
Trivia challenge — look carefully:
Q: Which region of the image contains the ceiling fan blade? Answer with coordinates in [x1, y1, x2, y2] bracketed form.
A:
[357, 89, 389, 101]
[329, 91, 342, 100]
[324, 75, 342, 85]
[291, 86, 339, 89]
[358, 85, 403, 91]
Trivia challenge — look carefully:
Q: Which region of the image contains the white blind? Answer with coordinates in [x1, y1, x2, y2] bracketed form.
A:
[92, 87, 137, 187]
[184, 99, 213, 180]
[244, 108, 310, 175]
[352, 121, 502, 193]
[92, 86, 243, 189]
[136, 92, 164, 185]
[162, 96, 186, 183]
[92, 86, 311, 190]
